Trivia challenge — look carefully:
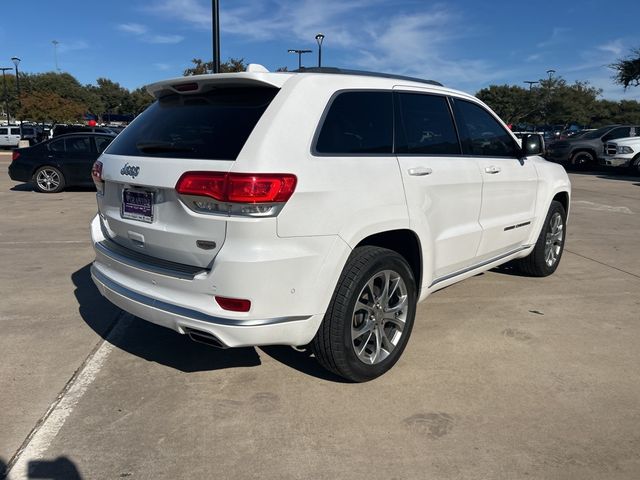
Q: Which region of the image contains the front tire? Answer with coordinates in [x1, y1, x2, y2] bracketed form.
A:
[312, 246, 417, 382]
[517, 200, 567, 277]
[570, 151, 594, 169]
[33, 166, 65, 193]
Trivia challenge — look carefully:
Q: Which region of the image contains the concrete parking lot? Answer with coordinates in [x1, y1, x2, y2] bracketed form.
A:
[1, 150, 639, 480]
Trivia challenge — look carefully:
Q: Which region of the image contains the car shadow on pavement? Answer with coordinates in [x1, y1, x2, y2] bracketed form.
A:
[71, 264, 261, 373]
[9, 183, 33, 192]
[28, 456, 83, 479]
[0, 456, 82, 480]
[260, 346, 351, 383]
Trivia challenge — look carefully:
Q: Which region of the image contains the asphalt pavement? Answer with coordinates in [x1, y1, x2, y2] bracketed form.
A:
[1, 151, 639, 479]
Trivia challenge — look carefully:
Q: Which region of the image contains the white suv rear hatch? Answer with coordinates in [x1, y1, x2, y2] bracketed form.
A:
[96, 83, 280, 269]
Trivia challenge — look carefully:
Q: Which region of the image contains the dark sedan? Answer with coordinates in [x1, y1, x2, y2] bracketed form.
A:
[8, 133, 115, 193]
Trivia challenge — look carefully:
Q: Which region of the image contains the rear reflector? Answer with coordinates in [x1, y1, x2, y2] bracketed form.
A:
[215, 296, 251, 312]
[176, 172, 297, 203]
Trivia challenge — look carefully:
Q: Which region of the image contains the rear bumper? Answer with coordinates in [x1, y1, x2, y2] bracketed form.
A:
[8, 162, 31, 183]
[91, 265, 323, 347]
[90, 214, 349, 347]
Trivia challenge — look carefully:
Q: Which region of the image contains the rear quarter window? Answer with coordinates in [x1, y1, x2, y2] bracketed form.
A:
[315, 91, 393, 155]
[106, 87, 278, 160]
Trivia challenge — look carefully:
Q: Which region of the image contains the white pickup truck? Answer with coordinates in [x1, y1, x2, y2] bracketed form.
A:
[601, 137, 640, 173]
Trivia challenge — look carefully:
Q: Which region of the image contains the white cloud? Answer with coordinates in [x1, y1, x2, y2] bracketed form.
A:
[117, 23, 148, 35]
[115, 22, 184, 45]
[145, 34, 184, 44]
[57, 40, 89, 53]
[598, 39, 624, 57]
[153, 63, 171, 71]
[537, 27, 570, 49]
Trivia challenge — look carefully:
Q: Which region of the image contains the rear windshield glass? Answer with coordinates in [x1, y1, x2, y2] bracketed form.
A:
[106, 87, 278, 160]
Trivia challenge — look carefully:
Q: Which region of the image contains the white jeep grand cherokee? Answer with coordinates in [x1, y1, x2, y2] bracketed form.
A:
[90, 67, 570, 382]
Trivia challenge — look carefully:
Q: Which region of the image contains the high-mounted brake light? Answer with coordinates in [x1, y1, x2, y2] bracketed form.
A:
[176, 172, 297, 204]
[172, 82, 199, 92]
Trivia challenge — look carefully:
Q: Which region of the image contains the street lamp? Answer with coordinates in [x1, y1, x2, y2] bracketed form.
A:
[524, 80, 539, 91]
[546, 69, 556, 81]
[0, 67, 12, 124]
[11, 57, 21, 99]
[315, 33, 325, 68]
[287, 49, 312, 69]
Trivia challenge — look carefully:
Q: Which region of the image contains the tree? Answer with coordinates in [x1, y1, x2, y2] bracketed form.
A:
[611, 48, 640, 88]
[476, 85, 535, 124]
[183, 57, 247, 75]
[18, 91, 85, 123]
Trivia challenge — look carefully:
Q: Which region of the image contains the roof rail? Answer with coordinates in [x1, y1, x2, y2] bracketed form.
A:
[293, 67, 443, 87]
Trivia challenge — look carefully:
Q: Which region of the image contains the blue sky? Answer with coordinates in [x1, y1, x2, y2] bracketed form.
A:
[1, 0, 639, 100]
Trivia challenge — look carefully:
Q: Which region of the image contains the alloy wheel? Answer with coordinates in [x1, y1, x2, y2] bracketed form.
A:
[36, 168, 61, 192]
[544, 212, 564, 267]
[351, 270, 408, 365]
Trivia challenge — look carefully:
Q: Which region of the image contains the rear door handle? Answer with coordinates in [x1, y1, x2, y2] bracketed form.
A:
[485, 165, 501, 174]
[408, 167, 433, 176]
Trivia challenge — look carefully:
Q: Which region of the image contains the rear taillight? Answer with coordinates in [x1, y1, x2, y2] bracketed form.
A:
[176, 172, 297, 217]
[215, 296, 251, 312]
[11, 151, 20, 162]
[92, 160, 104, 193]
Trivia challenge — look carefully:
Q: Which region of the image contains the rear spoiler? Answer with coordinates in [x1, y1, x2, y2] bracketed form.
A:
[146, 72, 293, 98]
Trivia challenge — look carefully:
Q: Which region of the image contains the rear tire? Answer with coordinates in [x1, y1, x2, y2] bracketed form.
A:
[516, 200, 566, 277]
[312, 246, 417, 382]
[33, 166, 65, 193]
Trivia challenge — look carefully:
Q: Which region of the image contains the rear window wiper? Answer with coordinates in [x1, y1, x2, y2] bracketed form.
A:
[136, 141, 195, 154]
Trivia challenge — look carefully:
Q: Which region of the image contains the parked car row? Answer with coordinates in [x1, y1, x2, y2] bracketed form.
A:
[8, 132, 116, 192]
[545, 124, 640, 171]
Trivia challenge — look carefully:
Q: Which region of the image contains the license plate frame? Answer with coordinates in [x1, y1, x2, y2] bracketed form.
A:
[121, 189, 154, 223]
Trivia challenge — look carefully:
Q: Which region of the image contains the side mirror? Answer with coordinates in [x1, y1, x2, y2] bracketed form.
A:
[521, 134, 544, 156]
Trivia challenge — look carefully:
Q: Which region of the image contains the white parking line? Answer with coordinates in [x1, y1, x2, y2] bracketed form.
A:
[572, 200, 634, 214]
[6, 314, 130, 480]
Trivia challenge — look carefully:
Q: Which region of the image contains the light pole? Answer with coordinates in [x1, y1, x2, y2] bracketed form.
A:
[287, 49, 312, 69]
[11, 57, 21, 130]
[315, 33, 325, 68]
[546, 69, 556, 81]
[0, 67, 12, 124]
[211, 0, 220, 73]
[52, 40, 60, 72]
[524, 80, 539, 91]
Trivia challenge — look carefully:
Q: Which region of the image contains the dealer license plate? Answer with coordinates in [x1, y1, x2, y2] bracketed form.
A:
[121, 189, 154, 223]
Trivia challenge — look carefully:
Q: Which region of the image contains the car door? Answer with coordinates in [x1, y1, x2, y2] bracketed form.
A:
[59, 136, 95, 184]
[0, 127, 8, 147]
[394, 88, 484, 280]
[451, 98, 538, 260]
[10, 127, 21, 147]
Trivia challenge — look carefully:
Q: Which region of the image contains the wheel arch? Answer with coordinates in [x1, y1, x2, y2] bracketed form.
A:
[552, 191, 569, 215]
[354, 229, 423, 297]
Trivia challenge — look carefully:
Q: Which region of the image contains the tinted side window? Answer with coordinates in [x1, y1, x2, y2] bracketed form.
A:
[0, 128, 7, 135]
[65, 137, 91, 153]
[50, 140, 65, 152]
[603, 127, 631, 141]
[453, 99, 519, 157]
[396, 93, 460, 155]
[315, 91, 392, 154]
[95, 136, 113, 153]
[11, 128, 20, 135]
